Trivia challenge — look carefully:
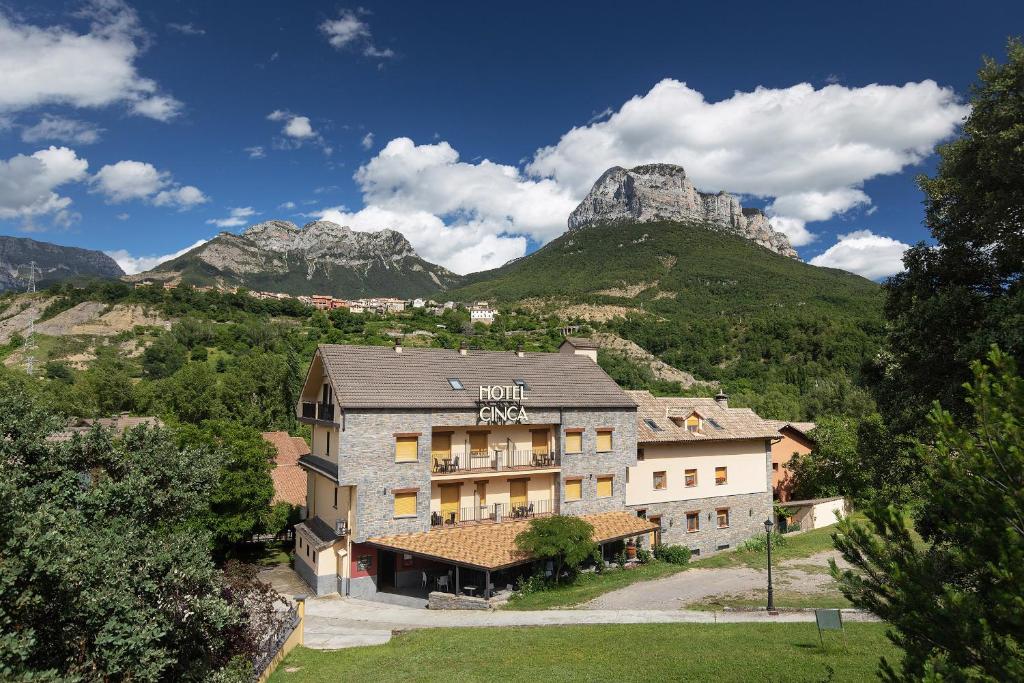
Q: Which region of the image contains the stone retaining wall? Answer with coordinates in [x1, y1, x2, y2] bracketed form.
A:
[427, 591, 493, 610]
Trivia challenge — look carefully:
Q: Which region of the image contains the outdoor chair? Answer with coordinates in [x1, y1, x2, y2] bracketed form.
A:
[437, 575, 449, 592]
[450, 456, 459, 472]
[421, 572, 428, 589]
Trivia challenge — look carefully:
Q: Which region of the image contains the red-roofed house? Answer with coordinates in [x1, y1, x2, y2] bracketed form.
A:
[262, 431, 310, 516]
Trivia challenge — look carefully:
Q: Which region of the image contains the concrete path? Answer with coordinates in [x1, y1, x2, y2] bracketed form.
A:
[301, 596, 878, 650]
[583, 550, 850, 610]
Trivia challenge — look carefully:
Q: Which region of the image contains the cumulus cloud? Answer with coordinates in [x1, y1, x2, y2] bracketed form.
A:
[266, 110, 329, 153]
[0, 146, 89, 223]
[320, 9, 394, 59]
[527, 78, 968, 243]
[106, 238, 209, 275]
[91, 159, 207, 209]
[809, 229, 910, 280]
[21, 115, 103, 145]
[206, 206, 258, 228]
[0, 0, 183, 121]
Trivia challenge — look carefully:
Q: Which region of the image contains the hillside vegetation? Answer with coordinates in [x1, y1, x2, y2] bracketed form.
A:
[455, 221, 885, 419]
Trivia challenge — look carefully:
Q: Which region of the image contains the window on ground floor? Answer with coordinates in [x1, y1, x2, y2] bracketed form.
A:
[686, 511, 700, 532]
[717, 508, 730, 529]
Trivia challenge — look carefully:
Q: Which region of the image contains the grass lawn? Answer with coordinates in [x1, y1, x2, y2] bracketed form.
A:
[270, 623, 894, 683]
[688, 521, 852, 571]
[228, 540, 291, 567]
[687, 591, 853, 611]
[503, 561, 688, 610]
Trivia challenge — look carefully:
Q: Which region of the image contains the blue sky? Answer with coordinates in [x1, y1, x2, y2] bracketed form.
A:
[0, 1, 1020, 278]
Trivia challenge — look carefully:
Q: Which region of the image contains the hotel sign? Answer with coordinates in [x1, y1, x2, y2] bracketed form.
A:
[477, 385, 528, 424]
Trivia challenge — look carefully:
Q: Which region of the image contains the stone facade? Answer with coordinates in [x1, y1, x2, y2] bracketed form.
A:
[428, 591, 492, 610]
[559, 407, 638, 515]
[629, 490, 771, 556]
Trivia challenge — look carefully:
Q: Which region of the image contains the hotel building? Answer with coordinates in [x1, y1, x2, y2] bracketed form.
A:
[292, 342, 774, 599]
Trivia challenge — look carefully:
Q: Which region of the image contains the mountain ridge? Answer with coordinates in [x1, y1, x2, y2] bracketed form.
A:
[0, 236, 124, 292]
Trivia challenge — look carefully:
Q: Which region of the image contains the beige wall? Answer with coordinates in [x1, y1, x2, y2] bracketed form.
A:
[430, 473, 556, 513]
[430, 424, 555, 463]
[308, 472, 353, 532]
[626, 439, 768, 506]
[311, 423, 338, 462]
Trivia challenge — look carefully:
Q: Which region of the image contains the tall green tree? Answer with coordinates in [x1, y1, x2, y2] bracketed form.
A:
[831, 349, 1023, 681]
[515, 516, 597, 583]
[880, 38, 1024, 434]
[0, 388, 285, 681]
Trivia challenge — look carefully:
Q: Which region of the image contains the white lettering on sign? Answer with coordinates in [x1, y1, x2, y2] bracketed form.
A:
[477, 385, 528, 424]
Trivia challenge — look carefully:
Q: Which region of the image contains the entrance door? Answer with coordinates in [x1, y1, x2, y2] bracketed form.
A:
[440, 484, 460, 524]
[649, 515, 662, 547]
[431, 432, 452, 471]
[378, 550, 396, 590]
[532, 429, 549, 456]
[509, 479, 528, 508]
[476, 481, 488, 521]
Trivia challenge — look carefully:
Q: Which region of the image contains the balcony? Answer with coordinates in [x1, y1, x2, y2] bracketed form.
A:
[431, 449, 560, 476]
[299, 401, 336, 424]
[430, 499, 555, 528]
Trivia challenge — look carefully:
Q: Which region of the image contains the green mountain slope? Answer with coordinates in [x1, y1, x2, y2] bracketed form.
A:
[452, 221, 885, 419]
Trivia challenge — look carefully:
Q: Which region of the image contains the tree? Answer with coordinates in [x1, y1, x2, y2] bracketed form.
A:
[174, 420, 277, 552]
[77, 349, 135, 416]
[515, 515, 597, 583]
[142, 332, 189, 378]
[164, 361, 222, 423]
[0, 389, 285, 680]
[880, 39, 1024, 435]
[831, 348, 1023, 681]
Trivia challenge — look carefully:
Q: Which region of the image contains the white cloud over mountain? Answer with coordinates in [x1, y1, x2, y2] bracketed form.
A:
[809, 229, 910, 280]
[207, 206, 258, 228]
[321, 79, 964, 274]
[0, 0, 182, 121]
[0, 147, 89, 226]
[106, 238, 209, 275]
[91, 160, 208, 209]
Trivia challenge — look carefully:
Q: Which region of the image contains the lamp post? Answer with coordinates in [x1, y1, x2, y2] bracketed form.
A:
[764, 518, 776, 612]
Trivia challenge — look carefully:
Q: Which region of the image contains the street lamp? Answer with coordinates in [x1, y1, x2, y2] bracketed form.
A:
[764, 518, 776, 612]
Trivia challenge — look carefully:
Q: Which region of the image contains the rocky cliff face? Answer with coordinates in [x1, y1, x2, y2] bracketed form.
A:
[567, 164, 798, 258]
[142, 220, 461, 297]
[0, 236, 124, 291]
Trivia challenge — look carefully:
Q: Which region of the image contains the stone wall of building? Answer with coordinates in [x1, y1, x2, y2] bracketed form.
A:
[628, 489, 771, 556]
[559, 407, 638, 516]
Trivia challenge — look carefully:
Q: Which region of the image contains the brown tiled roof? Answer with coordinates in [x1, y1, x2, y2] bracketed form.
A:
[316, 344, 635, 409]
[561, 337, 598, 349]
[630, 391, 778, 444]
[48, 415, 164, 442]
[767, 420, 817, 438]
[365, 511, 658, 570]
[262, 432, 309, 507]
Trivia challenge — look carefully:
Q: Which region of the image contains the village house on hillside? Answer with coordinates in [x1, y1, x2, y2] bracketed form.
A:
[765, 421, 815, 502]
[289, 338, 777, 601]
[469, 301, 497, 325]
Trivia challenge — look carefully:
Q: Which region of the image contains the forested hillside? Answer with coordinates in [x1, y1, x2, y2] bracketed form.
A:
[454, 221, 885, 419]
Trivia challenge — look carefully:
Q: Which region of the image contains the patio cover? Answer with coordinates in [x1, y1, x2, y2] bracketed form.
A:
[364, 511, 658, 571]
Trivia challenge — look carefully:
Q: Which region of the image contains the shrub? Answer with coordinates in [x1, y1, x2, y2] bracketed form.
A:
[739, 531, 788, 552]
[653, 544, 692, 565]
[636, 547, 653, 564]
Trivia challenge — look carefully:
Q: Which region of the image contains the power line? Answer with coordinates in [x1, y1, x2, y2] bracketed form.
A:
[18, 261, 42, 376]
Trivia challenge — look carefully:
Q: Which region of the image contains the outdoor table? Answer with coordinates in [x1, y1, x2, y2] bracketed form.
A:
[442, 458, 452, 472]
[463, 585, 477, 597]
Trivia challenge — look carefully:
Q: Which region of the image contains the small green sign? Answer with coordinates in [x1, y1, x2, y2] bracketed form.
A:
[815, 608, 843, 630]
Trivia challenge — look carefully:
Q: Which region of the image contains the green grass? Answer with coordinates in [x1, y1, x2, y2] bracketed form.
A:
[270, 623, 895, 683]
[502, 561, 688, 610]
[689, 522, 850, 570]
[688, 591, 853, 611]
[227, 541, 291, 567]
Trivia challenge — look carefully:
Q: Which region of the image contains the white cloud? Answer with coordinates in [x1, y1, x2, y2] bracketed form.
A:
[527, 78, 968, 243]
[809, 229, 909, 280]
[0, 0, 182, 121]
[283, 116, 315, 139]
[266, 110, 329, 153]
[116, 212, 129, 220]
[0, 146, 89, 221]
[278, 201, 296, 210]
[91, 159, 207, 209]
[21, 115, 103, 145]
[106, 238, 209, 275]
[245, 145, 266, 159]
[320, 9, 394, 59]
[361, 132, 375, 150]
[167, 22, 204, 36]
[206, 206, 258, 228]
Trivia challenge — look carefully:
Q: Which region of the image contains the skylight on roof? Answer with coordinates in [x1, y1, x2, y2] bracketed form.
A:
[707, 418, 723, 430]
[513, 378, 529, 390]
[447, 378, 464, 390]
[644, 418, 662, 431]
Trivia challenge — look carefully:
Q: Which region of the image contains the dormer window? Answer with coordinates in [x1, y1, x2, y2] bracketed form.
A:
[681, 412, 704, 433]
[447, 378, 465, 390]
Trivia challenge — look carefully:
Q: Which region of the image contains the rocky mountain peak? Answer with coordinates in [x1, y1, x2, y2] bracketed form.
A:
[567, 164, 798, 258]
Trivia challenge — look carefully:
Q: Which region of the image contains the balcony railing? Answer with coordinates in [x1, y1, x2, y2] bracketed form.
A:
[431, 448, 560, 475]
[430, 499, 555, 528]
[299, 401, 335, 422]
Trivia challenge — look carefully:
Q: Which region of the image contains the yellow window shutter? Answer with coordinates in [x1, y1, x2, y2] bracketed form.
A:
[597, 476, 613, 497]
[394, 491, 417, 517]
[396, 436, 418, 461]
[596, 430, 612, 452]
[565, 479, 582, 500]
[565, 432, 582, 453]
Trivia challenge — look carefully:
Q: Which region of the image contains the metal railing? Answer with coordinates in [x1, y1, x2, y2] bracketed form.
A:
[430, 499, 555, 528]
[300, 401, 335, 421]
[431, 448, 560, 475]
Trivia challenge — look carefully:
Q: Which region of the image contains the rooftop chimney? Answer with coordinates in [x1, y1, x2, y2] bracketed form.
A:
[714, 391, 729, 410]
[515, 344, 525, 358]
[394, 338, 403, 354]
[458, 341, 468, 356]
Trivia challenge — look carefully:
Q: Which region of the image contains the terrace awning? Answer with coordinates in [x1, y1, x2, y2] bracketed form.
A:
[364, 511, 658, 571]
